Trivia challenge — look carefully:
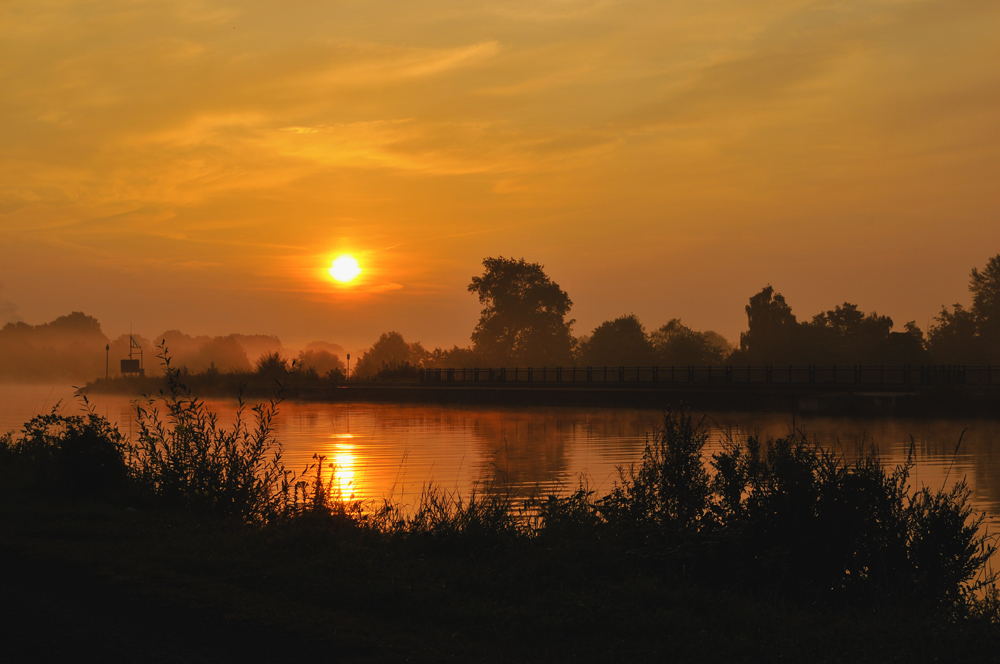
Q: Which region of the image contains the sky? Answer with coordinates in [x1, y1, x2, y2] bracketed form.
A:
[2, 0, 999, 351]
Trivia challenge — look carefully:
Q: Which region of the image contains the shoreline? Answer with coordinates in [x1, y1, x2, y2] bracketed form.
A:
[78, 376, 1000, 418]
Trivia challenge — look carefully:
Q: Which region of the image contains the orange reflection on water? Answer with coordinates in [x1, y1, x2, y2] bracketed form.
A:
[326, 434, 359, 500]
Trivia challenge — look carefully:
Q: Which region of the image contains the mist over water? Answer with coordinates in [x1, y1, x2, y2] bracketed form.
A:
[4, 384, 999, 528]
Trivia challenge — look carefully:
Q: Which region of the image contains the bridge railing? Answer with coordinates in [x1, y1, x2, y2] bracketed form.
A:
[416, 365, 999, 387]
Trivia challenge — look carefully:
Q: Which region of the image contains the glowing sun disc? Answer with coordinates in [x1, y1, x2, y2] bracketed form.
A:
[329, 255, 362, 283]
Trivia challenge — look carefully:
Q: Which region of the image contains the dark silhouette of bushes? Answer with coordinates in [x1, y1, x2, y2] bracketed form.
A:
[129, 355, 290, 521]
[2, 377, 997, 615]
[0, 403, 128, 500]
[585, 412, 996, 606]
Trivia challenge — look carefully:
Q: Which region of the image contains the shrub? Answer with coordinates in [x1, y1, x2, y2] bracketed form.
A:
[600, 410, 711, 543]
[0, 403, 128, 499]
[129, 348, 290, 522]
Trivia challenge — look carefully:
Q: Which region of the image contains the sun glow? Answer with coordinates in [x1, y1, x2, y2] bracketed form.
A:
[333, 446, 357, 499]
[329, 255, 362, 283]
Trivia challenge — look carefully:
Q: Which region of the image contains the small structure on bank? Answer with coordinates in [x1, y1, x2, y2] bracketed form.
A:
[120, 335, 145, 377]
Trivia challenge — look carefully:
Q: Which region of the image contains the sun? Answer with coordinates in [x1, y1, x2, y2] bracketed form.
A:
[329, 255, 362, 283]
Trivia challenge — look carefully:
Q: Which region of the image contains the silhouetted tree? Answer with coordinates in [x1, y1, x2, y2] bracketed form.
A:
[353, 331, 425, 378]
[296, 349, 345, 379]
[194, 336, 252, 373]
[971, 254, 1000, 362]
[651, 319, 727, 366]
[468, 257, 575, 366]
[736, 286, 801, 364]
[882, 322, 928, 365]
[424, 345, 483, 369]
[255, 351, 289, 380]
[929, 254, 1000, 363]
[231, 333, 282, 365]
[0, 312, 109, 381]
[804, 303, 895, 364]
[578, 315, 654, 366]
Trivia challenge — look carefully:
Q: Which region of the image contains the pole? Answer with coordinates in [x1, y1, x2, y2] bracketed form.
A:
[347, 353, 351, 381]
[105, 344, 109, 380]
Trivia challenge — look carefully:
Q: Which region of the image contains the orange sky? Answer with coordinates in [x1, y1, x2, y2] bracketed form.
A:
[2, 0, 999, 351]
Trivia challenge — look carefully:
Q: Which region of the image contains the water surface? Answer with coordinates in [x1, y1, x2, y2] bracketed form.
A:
[3, 384, 999, 526]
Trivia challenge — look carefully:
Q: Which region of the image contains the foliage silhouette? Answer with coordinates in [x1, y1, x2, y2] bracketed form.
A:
[650, 318, 727, 366]
[353, 331, 426, 379]
[468, 256, 575, 366]
[578, 314, 654, 367]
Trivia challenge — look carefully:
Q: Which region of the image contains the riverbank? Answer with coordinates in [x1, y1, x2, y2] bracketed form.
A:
[4, 496, 999, 663]
[84, 373, 1000, 418]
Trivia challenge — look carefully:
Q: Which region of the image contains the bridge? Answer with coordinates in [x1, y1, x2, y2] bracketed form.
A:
[417, 365, 999, 389]
[335, 365, 1000, 415]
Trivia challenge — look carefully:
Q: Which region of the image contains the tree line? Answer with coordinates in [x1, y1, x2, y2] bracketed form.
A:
[0, 316, 347, 383]
[3, 254, 998, 383]
[352, 254, 1000, 378]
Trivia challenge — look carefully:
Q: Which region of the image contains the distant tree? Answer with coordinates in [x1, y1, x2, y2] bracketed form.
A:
[700, 330, 733, 357]
[255, 351, 289, 380]
[423, 345, 483, 369]
[805, 303, 894, 364]
[353, 332, 425, 379]
[157, 329, 211, 369]
[882, 321, 928, 365]
[468, 257, 575, 366]
[928, 254, 1000, 364]
[296, 349, 346, 379]
[194, 336, 252, 373]
[736, 286, 801, 364]
[928, 304, 977, 364]
[650, 319, 726, 366]
[304, 340, 348, 358]
[231, 333, 282, 364]
[0, 311, 109, 382]
[578, 315, 654, 366]
[39, 312, 106, 342]
[970, 254, 1000, 361]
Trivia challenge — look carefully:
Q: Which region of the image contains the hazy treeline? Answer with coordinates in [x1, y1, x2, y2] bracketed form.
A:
[0, 316, 348, 383]
[6, 254, 999, 383]
[350, 253, 1000, 378]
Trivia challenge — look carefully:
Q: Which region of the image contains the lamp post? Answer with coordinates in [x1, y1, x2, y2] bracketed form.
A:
[346, 353, 350, 381]
[105, 343, 110, 380]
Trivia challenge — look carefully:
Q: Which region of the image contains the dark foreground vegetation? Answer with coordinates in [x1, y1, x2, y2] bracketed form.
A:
[3, 366, 1000, 661]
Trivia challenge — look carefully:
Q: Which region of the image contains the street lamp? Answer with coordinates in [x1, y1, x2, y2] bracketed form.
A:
[346, 353, 350, 381]
[105, 343, 110, 380]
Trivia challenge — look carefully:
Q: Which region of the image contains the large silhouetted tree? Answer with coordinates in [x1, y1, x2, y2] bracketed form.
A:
[737, 286, 801, 363]
[468, 257, 574, 366]
[578, 314, 653, 366]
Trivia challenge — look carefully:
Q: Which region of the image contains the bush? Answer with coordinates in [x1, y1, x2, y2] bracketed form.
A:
[128, 348, 290, 522]
[0, 403, 128, 499]
[600, 411, 711, 543]
[598, 414, 998, 605]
